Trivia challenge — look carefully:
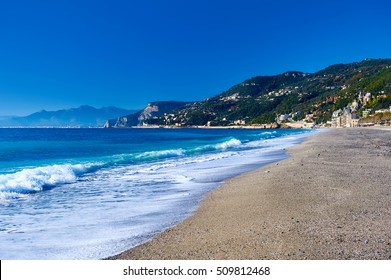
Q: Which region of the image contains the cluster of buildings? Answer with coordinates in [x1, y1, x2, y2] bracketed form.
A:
[330, 99, 360, 128]
[331, 108, 360, 128]
[331, 92, 391, 128]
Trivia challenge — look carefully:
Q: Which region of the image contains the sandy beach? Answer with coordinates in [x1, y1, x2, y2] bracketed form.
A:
[110, 128, 391, 260]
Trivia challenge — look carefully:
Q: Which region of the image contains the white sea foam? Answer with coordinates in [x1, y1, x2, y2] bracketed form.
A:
[259, 131, 277, 135]
[114, 139, 241, 164]
[0, 129, 317, 259]
[135, 148, 185, 160]
[214, 138, 242, 150]
[195, 138, 242, 152]
[0, 164, 89, 198]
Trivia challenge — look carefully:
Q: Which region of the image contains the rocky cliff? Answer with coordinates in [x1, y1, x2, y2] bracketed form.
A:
[104, 101, 191, 128]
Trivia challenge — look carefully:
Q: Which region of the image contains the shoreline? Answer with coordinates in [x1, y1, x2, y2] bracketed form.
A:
[129, 125, 280, 129]
[0, 127, 312, 260]
[109, 128, 391, 260]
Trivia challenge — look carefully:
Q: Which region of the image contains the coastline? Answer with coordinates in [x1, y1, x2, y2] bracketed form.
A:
[129, 125, 279, 129]
[109, 128, 391, 260]
[0, 127, 312, 259]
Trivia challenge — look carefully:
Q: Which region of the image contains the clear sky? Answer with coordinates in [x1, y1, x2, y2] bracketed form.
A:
[1, 0, 390, 116]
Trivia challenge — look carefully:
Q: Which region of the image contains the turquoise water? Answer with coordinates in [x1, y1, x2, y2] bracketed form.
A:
[0, 128, 313, 259]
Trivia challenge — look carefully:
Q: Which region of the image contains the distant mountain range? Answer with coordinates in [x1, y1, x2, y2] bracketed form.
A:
[0, 105, 136, 127]
[104, 58, 391, 127]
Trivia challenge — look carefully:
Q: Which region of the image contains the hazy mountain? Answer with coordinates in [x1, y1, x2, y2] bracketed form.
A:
[0, 115, 18, 121]
[0, 105, 136, 127]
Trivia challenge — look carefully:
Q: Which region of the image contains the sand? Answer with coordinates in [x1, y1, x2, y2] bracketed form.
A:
[110, 128, 391, 260]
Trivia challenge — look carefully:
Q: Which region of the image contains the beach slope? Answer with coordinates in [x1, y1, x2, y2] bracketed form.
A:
[111, 128, 391, 259]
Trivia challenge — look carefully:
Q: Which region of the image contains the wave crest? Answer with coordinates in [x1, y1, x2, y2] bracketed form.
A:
[214, 138, 242, 150]
[136, 149, 185, 160]
[0, 164, 89, 198]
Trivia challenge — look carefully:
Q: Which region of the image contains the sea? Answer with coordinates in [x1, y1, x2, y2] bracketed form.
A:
[0, 127, 314, 259]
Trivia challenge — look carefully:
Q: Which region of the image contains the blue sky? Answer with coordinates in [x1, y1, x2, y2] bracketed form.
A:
[1, 0, 390, 115]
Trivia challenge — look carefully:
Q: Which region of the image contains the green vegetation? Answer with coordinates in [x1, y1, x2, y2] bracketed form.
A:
[364, 94, 391, 111]
[106, 59, 391, 127]
[359, 112, 391, 124]
[159, 59, 391, 126]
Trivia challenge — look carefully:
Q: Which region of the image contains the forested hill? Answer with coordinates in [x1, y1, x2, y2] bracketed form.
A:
[107, 58, 391, 127]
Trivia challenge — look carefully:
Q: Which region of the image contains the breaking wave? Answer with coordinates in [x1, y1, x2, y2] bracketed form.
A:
[129, 139, 242, 162]
[214, 138, 242, 150]
[135, 149, 185, 160]
[0, 133, 306, 201]
[195, 138, 242, 153]
[0, 164, 90, 198]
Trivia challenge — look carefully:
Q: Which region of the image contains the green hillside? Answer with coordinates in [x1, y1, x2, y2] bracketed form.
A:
[146, 59, 391, 127]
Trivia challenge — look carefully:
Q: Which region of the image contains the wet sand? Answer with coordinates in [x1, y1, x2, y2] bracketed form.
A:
[110, 128, 391, 259]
